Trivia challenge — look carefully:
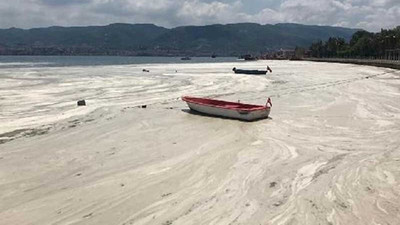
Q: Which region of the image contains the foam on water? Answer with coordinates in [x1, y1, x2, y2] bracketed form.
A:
[0, 60, 271, 133]
[1, 57, 400, 225]
[0, 58, 396, 136]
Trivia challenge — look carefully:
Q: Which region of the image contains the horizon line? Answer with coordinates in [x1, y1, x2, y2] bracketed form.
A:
[0, 22, 363, 31]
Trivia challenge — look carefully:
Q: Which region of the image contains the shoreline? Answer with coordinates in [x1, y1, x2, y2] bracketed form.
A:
[303, 58, 400, 70]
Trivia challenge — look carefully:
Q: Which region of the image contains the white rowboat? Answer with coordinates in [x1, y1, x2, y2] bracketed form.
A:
[182, 96, 272, 121]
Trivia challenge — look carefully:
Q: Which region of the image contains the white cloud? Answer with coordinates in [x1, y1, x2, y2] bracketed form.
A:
[176, 0, 242, 25]
[274, 0, 399, 31]
[243, 8, 286, 25]
[357, 5, 400, 30]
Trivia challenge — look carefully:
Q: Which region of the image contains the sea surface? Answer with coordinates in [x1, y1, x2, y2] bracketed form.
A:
[0, 55, 262, 134]
[0, 56, 238, 68]
[0, 56, 393, 139]
[1, 55, 400, 225]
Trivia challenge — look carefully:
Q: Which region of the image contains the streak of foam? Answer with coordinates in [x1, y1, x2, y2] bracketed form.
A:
[376, 200, 389, 215]
[293, 161, 327, 194]
[147, 167, 171, 175]
[251, 140, 263, 146]
[270, 161, 327, 224]
[287, 145, 298, 159]
[325, 190, 336, 201]
[327, 208, 336, 224]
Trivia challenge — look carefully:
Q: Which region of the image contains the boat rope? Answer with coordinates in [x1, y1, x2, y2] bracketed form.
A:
[267, 71, 393, 98]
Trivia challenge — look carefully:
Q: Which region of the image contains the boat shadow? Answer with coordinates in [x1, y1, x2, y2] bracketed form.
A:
[181, 109, 273, 122]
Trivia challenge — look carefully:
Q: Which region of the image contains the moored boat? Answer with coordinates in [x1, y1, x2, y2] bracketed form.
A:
[239, 54, 257, 61]
[182, 96, 272, 121]
[233, 66, 272, 75]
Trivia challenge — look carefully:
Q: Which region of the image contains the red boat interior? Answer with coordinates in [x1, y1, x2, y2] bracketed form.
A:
[182, 96, 268, 111]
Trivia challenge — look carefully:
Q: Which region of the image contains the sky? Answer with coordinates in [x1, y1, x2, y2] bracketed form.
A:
[0, 0, 399, 31]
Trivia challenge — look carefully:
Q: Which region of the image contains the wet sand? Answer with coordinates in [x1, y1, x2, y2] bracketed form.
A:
[0, 61, 400, 225]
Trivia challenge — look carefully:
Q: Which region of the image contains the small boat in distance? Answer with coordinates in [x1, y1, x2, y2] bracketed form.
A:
[239, 54, 257, 61]
[233, 66, 272, 75]
[182, 96, 272, 121]
[244, 56, 257, 61]
[181, 57, 191, 60]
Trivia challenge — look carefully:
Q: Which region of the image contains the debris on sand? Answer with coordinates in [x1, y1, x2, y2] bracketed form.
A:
[77, 100, 86, 106]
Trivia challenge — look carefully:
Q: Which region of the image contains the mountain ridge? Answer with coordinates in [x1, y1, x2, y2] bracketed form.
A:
[0, 23, 360, 56]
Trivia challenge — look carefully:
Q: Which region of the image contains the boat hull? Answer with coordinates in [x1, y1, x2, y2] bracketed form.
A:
[234, 69, 267, 75]
[183, 97, 271, 121]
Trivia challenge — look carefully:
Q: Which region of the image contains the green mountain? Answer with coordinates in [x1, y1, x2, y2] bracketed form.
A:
[0, 23, 359, 56]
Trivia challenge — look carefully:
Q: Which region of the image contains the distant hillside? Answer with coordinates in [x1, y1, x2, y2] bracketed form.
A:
[0, 23, 359, 56]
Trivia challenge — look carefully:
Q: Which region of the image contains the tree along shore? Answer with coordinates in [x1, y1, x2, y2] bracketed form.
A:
[309, 26, 400, 60]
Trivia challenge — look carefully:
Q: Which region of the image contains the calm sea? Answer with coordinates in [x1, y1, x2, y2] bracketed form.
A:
[0, 56, 238, 68]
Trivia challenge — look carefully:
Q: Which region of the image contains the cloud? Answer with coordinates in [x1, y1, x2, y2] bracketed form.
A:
[0, 0, 398, 31]
[357, 5, 400, 30]
[241, 8, 285, 25]
[39, 0, 92, 6]
[269, 0, 399, 31]
[176, 0, 243, 25]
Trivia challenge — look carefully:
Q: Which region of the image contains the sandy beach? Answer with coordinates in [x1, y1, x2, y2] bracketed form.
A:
[1, 60, 400, 225]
